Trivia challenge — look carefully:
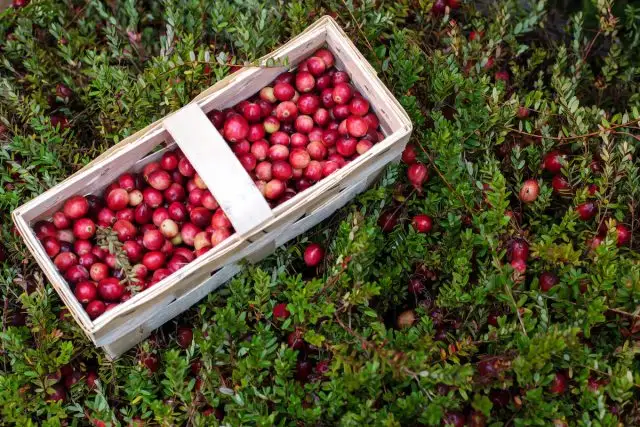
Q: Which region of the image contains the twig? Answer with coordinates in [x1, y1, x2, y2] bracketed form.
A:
[505, 119, 640, 144]
[575, 30, 601, 75]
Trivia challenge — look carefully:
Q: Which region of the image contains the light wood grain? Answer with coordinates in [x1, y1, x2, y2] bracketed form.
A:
[163, 104, 273, 235]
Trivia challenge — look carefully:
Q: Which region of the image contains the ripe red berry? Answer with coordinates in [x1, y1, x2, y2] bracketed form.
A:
[495, 70, 510, 82]
[412, 214, 433, 233]
[287, 329, 305, 350]
[402, 144, 418, 164]
[98, 278, 125, 301]
[510, 239, 529, 261]
[519, 179, 540, 203]
[303, 243, 324, 267]
[551, 175, 571, 194]
[74, 281, 97, 304]
[378, 210, 399, 233]
[176, 327, 193, 349]
[517, 106, 530, 119]
[63, 196, 89, 219]
[543, 151, 565, 173]
[549, 372, 568, 394]
[86, 300, 106, 319]
[141, 353, 160, 372]
[510, 258, 527, 274]
[223, 115, 249, 142]
[273, 303, 290, 320]
[345, 116, 369, 138]
[295, 71, 315, 93]
[576, 202, 597, 220]
[615, 224, 630, 247]
[73, 218, 96, 240]
[407, 162, 429, 189]
[431, 0, 446, 15]
[106, 188, 129, 211]
[539, 271, 559, 292]
[332, 83, 353, 105]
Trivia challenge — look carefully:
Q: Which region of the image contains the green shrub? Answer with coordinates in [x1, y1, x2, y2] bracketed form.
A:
[1, 0, 640, 425]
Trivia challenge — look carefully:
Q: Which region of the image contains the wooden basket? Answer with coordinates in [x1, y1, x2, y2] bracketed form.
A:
[12, 16, 412, 358]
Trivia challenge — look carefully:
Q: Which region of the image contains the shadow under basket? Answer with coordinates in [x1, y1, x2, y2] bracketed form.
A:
[12, 15, 412, 359]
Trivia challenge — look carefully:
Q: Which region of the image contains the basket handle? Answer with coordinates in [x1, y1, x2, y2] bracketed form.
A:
[163, 104, 273, 235]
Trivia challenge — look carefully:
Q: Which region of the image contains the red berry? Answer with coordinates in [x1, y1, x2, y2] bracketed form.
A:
[141, 354, 160, 372]
[517, 106, 530, 119]
[74, 281, 97, 304]
[86, 371, 98, 389]
[298, 94, 320, 115]
[73, 218, 96, 240]
[176, 327, 193, 349]
[314, 49, 335, 68]
[106, 188, 129, 211]
[511, 258, 527, 274]
[539, 271, 559, 292]
[273, 303, 290, 320]
[306, 57, 326, 76]
[264, 179, 286, 200]
[407, 162, 429, 189]
[549, 372, 568, 394]
[295, 360, 313, 382]
[551, 175, 571, 194]
[143, 251, 167, 271]
[98, 278, 125, 301]
[336, 137, 357, 157]
[510, 239, 529, 261]
[402, 144, 417, 164]
[274, 82, 295, 102]
[378, 210, 399, 233]
[345, 116, 368, 138]
[42, 237, 62, 258]
[295, 71, 315, 93]
[45, 383, 66, 402]
[147, 170, 172, 191]
[332, 83, 353, 105]
[412, 214, 433, 233]
[303, 243, 324, 267]
[113, 219, 137, 242]
[90, 263, 109, 282]
[615, 224, 630, 247]
[65, 264, 89, 284]
[178, 157, 196, 177]
[543, 151, 565, 173]
[86, 300, 106, 319]
[495, 70, 509, 82]
[519, 179, 539, 203]
[223, 115, 249, 142]
[432, 0, 446, 15]
[263, 116, 280, 134]
[447, 0, 461, 9]
[276, 101, 298, 123]
[287, 329, 305, 350]
[63, 196, 89, 219]
[576, 202, 597, 220]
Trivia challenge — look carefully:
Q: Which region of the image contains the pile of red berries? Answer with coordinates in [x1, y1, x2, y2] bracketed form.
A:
[33, 148, 233, 319]
[207, 48, 383, 204]
[34, 48, 383, 319]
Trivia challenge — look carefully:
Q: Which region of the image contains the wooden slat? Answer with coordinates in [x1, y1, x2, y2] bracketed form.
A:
[163, 104, 273, 235]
